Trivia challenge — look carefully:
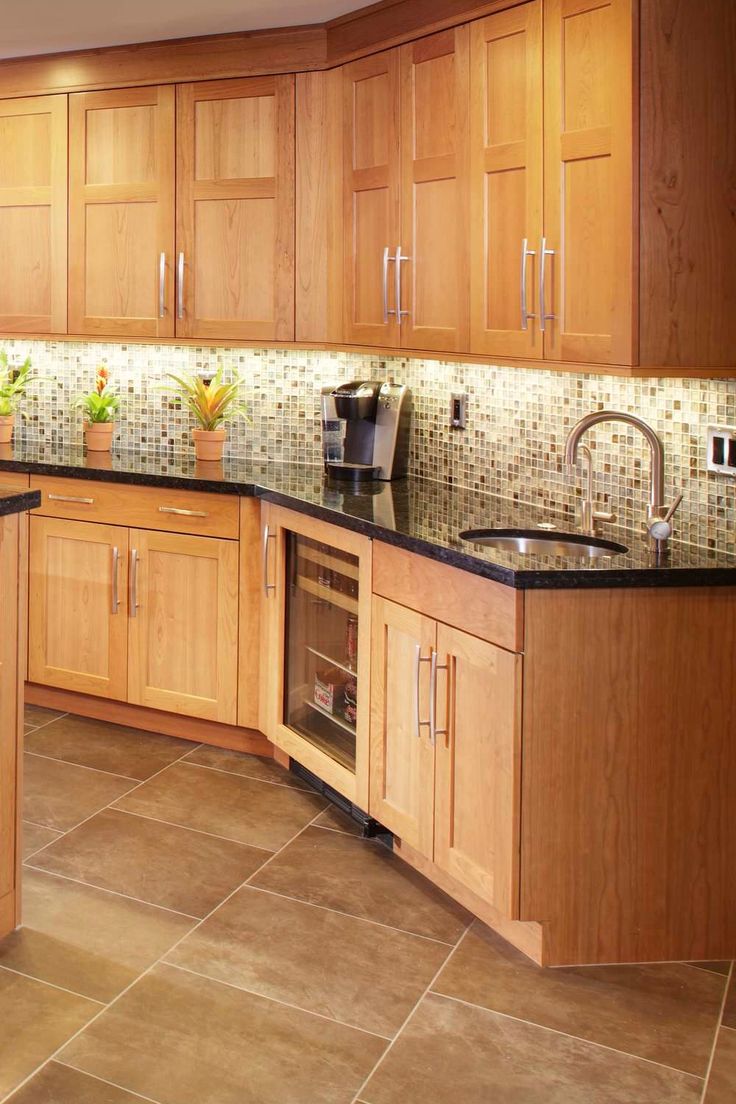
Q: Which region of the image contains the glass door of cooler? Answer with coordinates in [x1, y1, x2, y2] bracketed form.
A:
[283, 533, 361, 772]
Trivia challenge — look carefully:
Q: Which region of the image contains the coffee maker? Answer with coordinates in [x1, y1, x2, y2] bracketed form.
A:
[321, 381, 411, 482]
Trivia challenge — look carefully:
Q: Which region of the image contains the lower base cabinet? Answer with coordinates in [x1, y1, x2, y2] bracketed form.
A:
[370, 595, 522, 918]
[0, 512, 25, 939]
[28, 515, 239, 724]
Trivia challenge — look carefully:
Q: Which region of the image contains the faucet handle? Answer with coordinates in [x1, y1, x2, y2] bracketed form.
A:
[647, 492, 684, 542]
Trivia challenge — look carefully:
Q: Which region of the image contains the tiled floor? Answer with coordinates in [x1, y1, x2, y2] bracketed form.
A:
[2, 707, 734, 1103]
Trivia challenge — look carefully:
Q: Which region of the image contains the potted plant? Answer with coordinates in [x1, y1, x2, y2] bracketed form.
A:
[164, 365, 248, 461]
[0, 351, 41, 444]
[73, 364, 121, 452]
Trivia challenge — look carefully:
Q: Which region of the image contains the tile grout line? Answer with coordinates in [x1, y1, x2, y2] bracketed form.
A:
[20, 866, 201, 921]
[175, 755, 314, 792]
[430, 991, 707, 1083]
[22, 713, 69, 736]
[163, 960, 393, 1043]
[348, 921, 474, 1104]
[0, 964, 106, 1007]
[0, 808, 327, 1104]
[53, 1063, 164, 1104]
[105, 804, 278, 854]
[24, 748, 141, 782]
[699, 959, 734, 1104]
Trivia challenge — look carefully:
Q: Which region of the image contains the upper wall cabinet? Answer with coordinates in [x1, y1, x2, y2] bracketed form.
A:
[177, 76, 295, 342]
[0, 95, 67, 334]
[69, 87, 175, 338]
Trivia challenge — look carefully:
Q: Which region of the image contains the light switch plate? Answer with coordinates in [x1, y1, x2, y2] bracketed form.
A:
[450, 393, 467, 430]
[706, 425, 736, 474]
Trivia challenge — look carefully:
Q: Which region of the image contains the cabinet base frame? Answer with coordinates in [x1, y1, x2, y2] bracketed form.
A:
[25, 684, 274, 757]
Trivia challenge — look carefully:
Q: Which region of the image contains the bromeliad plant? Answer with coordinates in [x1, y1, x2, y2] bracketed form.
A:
[0, 351, 46, 444]
[73, 365, 121, 452]
[163, 365, 249, 461]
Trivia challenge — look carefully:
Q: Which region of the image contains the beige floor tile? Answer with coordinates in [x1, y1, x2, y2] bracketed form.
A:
[23, 705, 64, 731]
[183, 744, 311, 790]
[28, 809, 271, 918]
[166, 885, 449, 1036]
[26, 715, 192, 782]
[250, 826, 469, 944]
[433, 922, 726, 1076]
[22, 823, 62, 861]
[113, 762, 327, 850]
[313, 805, 364, 837]
[60, 963, 387, 1104]
[360, 993, 703, 1104]
[687, 962, 732, 976]
[0, 869, 196, 1002]
[704, 1026, 736, 1103]
[722, 969, 736, 1028]
[7, 1061, 146, 1103]
[23, 754, 136, 833]
[0, 969, 99, 1099]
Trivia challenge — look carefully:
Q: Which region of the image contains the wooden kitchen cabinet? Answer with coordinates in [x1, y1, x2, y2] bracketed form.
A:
[68, 86, 175, 338]
[28, 515, 130, 701]
[370, 589, 521, 918]
[127, 529, 239, 723]
[0, 512, 26, 938]
[0, 94, 67, 334]
[176, 76, 295, 341]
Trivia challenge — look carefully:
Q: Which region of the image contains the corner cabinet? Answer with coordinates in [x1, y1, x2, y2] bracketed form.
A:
[260, 503, 372, 807]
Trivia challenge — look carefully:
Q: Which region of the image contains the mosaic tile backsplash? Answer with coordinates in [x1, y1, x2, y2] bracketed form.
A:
[3, 338, 735, 553]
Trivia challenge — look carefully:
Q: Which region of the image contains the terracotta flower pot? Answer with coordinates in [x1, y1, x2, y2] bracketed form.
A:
[0, 414, 14, 445]
[85, 420, 115, 452]
[193, 427, 226, 462]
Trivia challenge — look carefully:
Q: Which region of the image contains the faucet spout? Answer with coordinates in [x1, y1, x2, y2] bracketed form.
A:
[564, 410, 665, 513]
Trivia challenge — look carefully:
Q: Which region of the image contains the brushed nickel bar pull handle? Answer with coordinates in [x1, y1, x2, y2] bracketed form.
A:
[130, 548, 140, 618]
[430, 650, 449, 746]
[111, 546, 120, 615]
[396, 244, 410, 323]
[539, 236, 556, 333]
[177, 251, 185, 320]
[158, 506, 207, 518]
[382, 246, 397, 323]
[48, 493, 94, 505]
[414, 644, 432, 739]
[520, 238, 537, 330]
[262, 525, 276, 598]
[158, 252, 166, 318]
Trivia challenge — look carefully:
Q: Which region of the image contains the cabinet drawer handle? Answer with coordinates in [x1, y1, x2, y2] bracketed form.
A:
[130, 548, 140, 617]
[539, 236, 556, 333]
[177, 251, 185, 320]
[158, 506, 208, 518]
[111, 546, 120, 615]
[414, 644, 432, 739]
[159, 252, 166, 319]
[520, 237, 537, 330]
[395, 244, 410, 324]
[430, 651, 450, 746]
[48, 493, 94, 505]
[382, 246, 397, 324]
[262, 525, 276, 598]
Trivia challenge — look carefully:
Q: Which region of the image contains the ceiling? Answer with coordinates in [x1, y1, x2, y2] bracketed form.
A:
[0, 0, 367, 60]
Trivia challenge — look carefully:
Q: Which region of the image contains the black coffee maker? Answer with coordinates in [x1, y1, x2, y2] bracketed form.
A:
[321, 381, 411, 482]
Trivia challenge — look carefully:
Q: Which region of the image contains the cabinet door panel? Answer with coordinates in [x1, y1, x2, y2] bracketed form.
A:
[69, 87, 175, 338]
[469, 3, 543, 358]
[0, 515, 21, 918]
[0, 95, 67, 333]
[400, 28, 470, 352]
[434, 624, 521, 917]
[343, 51, 401, 347]
[28, 517, 129, 700]
[127, 530, 238, 723]
[177, 76, 295, 341]
[543, 0, 636, 365]
[370, 597, 435, 857]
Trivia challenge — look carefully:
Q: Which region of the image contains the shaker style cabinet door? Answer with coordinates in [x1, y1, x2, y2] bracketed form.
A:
[342, 50, 401, 347]
[28, 516, 130, 701]
[370, 597, 436, 857]
[543, 0, 636, 365]
[126, 529, 239, 723]
[399, 27, 470, 353]
[176, 76, 295, 341]
[433, 624, 522, 918]
[68, 86, 175, 338]
[0, 95, 67, 334]
[469, 2, 543, 358]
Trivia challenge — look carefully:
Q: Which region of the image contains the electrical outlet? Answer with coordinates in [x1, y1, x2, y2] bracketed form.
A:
[706, 425, 736, 474]
[450, 393, 467, 430]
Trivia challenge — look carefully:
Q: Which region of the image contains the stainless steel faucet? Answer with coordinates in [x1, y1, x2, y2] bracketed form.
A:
[564, 410, 683, 554]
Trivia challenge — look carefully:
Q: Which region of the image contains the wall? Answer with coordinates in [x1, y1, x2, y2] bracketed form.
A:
[3, 338, 735, 553]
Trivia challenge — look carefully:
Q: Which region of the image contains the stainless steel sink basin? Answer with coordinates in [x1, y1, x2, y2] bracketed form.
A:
[459, 528, 628, 558]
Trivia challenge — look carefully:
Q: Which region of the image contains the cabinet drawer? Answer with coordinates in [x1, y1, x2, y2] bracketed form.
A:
[0, 472, 30, 491]
[31, 476, 239, 539]
[373, 542, 523, 653]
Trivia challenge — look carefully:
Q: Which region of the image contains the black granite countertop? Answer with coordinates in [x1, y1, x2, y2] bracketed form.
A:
[0, 440, 734, 589]
[0, 485, 41, 517]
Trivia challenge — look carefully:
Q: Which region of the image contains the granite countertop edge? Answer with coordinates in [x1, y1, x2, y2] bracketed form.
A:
[0, 488, 42, 517]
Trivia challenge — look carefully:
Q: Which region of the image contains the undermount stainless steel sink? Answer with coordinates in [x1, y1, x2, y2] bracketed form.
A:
[459, 528, 629, 559]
